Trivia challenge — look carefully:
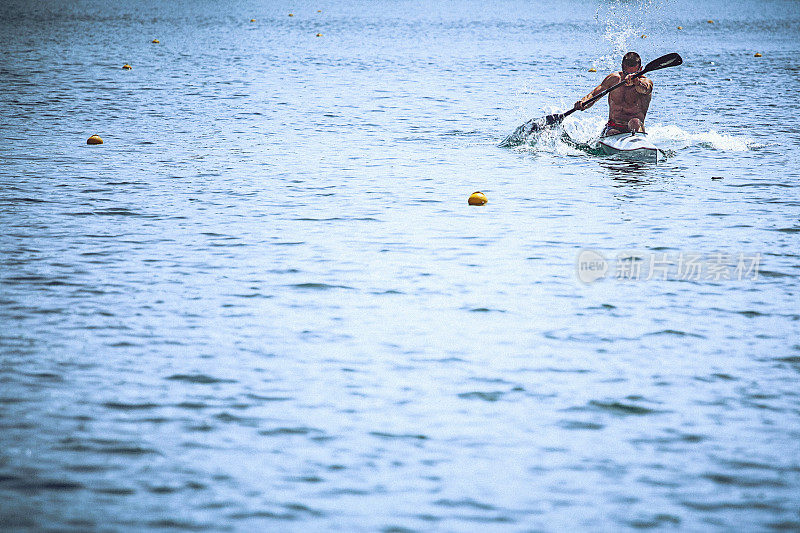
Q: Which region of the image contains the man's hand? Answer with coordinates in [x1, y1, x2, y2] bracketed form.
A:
[623, 72, 635, 86]
[574, 99, 586, 111]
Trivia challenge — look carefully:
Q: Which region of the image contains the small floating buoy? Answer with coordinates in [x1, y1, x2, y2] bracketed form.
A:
[588, 67, 597, 72]
[641, 34, 647, 38]
[122, 63, 132, 70]
[707, 20, 714, 24]
[87, 135, 103, 145]
[317, 10, 322, 13]
[754, 52, 762, 57]
[677, 26, 683, 30]
[151, 39, 159, 43]
[468, 192, 487, 206]
[288, 13, 294, 17]
[316, 33, 322, 37]
[250, 19, 255, 22]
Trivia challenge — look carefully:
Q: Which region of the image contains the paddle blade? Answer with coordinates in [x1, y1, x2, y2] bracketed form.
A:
[524, 112, 565, 134]
[542, 112, 567, 128]
[499, 112, 566, 147]
[643, 53, 683, 73]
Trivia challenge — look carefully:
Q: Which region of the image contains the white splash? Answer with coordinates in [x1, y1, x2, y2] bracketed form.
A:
[646, 124, 756, 151]
[508, 114, 756, 158]
[591, 0, 670, 71]
[564, 115, 755, 152]
[597, 26, 641, 71]
[563, 116, 608, 144]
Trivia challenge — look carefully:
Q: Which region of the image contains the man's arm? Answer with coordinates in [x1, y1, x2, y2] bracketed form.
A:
[574, 73, 619, 111]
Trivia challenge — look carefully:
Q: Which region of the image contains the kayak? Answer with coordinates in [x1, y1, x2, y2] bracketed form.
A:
[596, 132, 662, 163]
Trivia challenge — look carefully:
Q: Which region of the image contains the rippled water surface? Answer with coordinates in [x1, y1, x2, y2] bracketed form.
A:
[2, 0, 800, 530]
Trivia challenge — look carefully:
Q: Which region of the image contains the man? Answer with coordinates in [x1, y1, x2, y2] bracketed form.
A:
[574, 52, 653, 136]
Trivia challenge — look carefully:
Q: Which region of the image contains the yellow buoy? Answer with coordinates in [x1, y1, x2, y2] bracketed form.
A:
[677, 26, 683, 30]
[288, 13, 294, 17]
[588, 68, 597, 72]
[754, 52, 762, 57]
[87, 135, 103, 145]
[250, 19, 255, 22]
[707, 20, 714, 23]
[316, 33, 322, 37]
[122, 63, 132, 70]
[151, 39, 159, 43]
[468, 192, 487, 206]
[317, 10, 322, 13]
[641, 34, 647, 38]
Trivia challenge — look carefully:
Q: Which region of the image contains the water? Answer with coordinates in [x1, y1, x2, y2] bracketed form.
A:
[1, 0, 799, 530]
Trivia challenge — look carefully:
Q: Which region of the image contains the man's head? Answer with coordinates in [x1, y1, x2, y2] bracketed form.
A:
[622, 52, 642, 74]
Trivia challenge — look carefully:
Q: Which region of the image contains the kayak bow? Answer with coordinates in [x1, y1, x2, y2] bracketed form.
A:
[596, 132, 663, 163]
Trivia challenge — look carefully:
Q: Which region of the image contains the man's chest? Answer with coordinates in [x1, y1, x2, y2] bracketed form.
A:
[610, 86, 641, 106]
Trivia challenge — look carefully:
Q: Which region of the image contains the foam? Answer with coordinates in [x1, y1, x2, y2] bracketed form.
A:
[646, 125, 756, 151]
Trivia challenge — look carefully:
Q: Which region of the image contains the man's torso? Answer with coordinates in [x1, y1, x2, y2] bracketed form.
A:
[607, 71, 651, 124]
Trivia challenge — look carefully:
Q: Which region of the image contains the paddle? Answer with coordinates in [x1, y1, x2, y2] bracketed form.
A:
[504, 53, 683, 143]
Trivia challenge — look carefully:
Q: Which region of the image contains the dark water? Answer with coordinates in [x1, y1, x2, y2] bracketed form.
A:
[1, 0, 800, 530]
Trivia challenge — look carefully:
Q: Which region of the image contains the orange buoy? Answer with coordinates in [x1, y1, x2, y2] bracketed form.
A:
[754, 52, 762, 57]
[122, 63, 132, 70]
[468, 192, 488, 206]
[151, 39, 159, 43]
[677, 26, 683, 30]
[588, 68, 597, 72]
[87, 135, 103, 145]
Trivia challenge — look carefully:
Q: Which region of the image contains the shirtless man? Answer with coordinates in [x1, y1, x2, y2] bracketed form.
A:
[573, 52, 653, 136]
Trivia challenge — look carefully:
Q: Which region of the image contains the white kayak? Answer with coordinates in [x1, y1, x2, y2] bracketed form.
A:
[596, 132, 663, 163]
